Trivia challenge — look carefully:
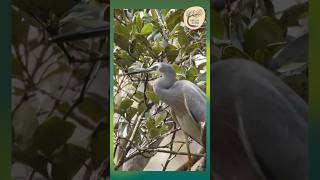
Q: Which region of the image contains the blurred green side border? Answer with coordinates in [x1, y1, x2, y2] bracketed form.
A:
[0, 0, 11, 179]
[1, 0, 320, 180]
[309, 1, 320, 179]
[109, 0, 210, 180]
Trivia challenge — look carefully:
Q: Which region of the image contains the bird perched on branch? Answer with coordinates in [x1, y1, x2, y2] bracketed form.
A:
[127, 63, 207, 147]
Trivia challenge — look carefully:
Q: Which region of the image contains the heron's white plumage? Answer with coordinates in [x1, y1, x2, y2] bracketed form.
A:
[151, 63, 206, 145]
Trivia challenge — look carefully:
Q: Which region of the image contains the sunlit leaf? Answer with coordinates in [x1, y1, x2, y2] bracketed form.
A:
[166, 10, 183, 32]
[186, 67, 198, 81]
[120, 98, 134, 110]
[138, 102, 147, 113]
[172, 64, 181, 74]
[114, 21, 130, 51]
[141, 23, 154, 35]
[146, 90, 160, 103]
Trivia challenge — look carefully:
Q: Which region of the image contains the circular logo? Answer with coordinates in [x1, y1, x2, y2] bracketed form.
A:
[183, 6, 205, 30]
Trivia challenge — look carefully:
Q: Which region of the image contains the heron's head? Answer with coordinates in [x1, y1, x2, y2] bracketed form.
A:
[126, 63, 174, 75]
[148, 63, 172, 73]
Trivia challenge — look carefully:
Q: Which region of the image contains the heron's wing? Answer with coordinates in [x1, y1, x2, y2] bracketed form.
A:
[182, 81, 207, 124]
[231, 66, 308, 180]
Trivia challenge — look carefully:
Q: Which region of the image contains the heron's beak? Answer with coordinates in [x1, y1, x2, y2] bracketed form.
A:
[125, 68, 154, 75]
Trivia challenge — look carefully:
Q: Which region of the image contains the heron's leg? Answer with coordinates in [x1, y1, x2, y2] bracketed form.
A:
[183, 132, 192, 170]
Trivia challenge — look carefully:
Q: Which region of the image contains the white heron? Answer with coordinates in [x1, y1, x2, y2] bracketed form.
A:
[127, 63, 207, 146]
[212, 59, 308, 180]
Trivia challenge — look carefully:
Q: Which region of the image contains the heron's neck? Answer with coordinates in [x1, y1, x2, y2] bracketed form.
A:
[153, 69, 176, 103]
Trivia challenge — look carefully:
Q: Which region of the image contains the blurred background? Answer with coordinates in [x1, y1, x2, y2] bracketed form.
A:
[211, 0, 308, 102]
[11, 0, 109, 179]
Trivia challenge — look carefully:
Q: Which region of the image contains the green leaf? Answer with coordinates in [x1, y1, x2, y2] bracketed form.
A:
[277, 62, 307, 74]
[172, 64, 181, 74]
[133, 12, 144, 32]
[57, 102, 71, 114]
[134, 91, 145, 101]
[152, 42, 165, 55]
[146, 117, 160, 138]
[186, 67, 198, 81]
[60, 3, 108, 28]
[13, 101, 38, 150]
[78, 96, 106, 122]
[12, 7, 29, 49]
[90, 123, 108, 169]
[141, 23, 154, 35]
[146, 90, 160, 103]
[254, 48, 273, 66]
[146, 117, 155, 130]
[243, 16, 285, 57]
[114, 21, 130, 51]
[185, 41, 202, 54]
[280, 2, 308, 27]
[155, 112, 167, 125]
[120, 98, 134, 110]
[166, 10, 183, 32]
[135, 34, 151, 48]
[13, 87, 28, 96]
[211, 10, 225, 38]
[43, 63, 70, 81]
[270, 34, 308, 70]
[11, 57, 24, 80]
[52, 144, 88, 180]
[138, 102, 147, 113]
[34, 117, 76, 156]
[165, 44, 179, 62]
[114, 49, 135, 68]
[178, 29, 189, 47]
[126, 107, 138, 121]
[222, 46, 251, 59]
[13, 147, 49, 178]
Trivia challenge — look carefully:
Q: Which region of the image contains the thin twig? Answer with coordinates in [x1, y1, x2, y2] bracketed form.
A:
[162, 123, 177, 170]
[63, 62, 97, 120]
